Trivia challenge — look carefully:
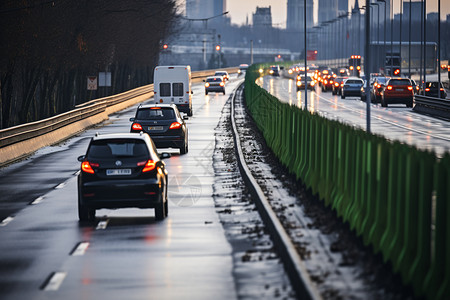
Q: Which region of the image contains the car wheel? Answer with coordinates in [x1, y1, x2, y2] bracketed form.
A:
[407, 100, 413, 108]
[179, 136, 188, 154]
[205, 91, 208, 95]
[188, 108, 193, 117]
[155, 193, 166, 221]
[223, 91, 226, 95]
[381, 97, 387, 107]
[332, 90, 336, 95]
[341, 94, 345, 99]
[78, 194, 95, 222]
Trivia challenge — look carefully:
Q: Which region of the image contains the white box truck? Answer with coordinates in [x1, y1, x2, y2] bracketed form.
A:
[153, 65, 193, 116]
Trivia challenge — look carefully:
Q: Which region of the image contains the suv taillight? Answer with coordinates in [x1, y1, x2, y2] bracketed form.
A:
[169, 122, 181, 129]
[142, 160, 156, 172]
[387, 85, 393, 90]
[132, 123, 143, 131]
[81, 161, 98, 174]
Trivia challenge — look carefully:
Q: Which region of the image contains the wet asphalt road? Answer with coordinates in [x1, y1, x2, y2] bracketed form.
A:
[259, 75, 450, 157]
[0, 76, 244, 299]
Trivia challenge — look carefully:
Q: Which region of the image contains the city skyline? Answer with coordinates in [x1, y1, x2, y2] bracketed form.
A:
[225, 0, 450, 28]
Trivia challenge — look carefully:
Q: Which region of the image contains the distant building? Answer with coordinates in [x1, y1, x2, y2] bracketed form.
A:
[253, 6, 272, 28]
[427, 12, 439, 23]
[186, 0, 226, 20]
[318, 0, 338, 24]
[287, 0, 314, 30]
[338, 0, 348, 14]
[403, 1, 421, 23]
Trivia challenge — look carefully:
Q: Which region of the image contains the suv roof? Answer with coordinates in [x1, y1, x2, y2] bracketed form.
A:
[138, 103, 178, 110]
[92, 132, 150, 142]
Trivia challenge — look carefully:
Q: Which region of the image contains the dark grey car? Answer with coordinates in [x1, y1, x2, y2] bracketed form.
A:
[341, 78, 365, 100]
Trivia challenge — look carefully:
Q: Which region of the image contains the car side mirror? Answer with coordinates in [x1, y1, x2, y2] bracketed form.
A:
[203, 79, 206, 82]
[129, 118, 135, 122]
[159, 153, 171, 159]
[77, 155, 85, 162]
[191, 91, 194, 94]
[183, 116, 189, 120]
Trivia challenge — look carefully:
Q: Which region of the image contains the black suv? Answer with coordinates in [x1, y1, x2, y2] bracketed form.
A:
[130, 104, 188, 154]
[77, 133, 169, 221]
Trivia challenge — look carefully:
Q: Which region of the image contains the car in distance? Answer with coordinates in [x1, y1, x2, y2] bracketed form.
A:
[238, 64, 249, 76]
[420, 81, 447, 99]
[269, 65, 281, 76]
[341, 77, 365, 99]
[370, 76, 390, 103]
[332, 77, 348, 95]
[130, 104, 189, 154]
[380, 78, 414, 107]
[214, 70, 229, 81]
[296, 75, 315, 91]
[204, 76, 226, 95]
[77, 132, 169, 221]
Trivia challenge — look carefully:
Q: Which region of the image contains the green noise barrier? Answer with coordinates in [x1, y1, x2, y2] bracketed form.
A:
[244, 64, 450, 300]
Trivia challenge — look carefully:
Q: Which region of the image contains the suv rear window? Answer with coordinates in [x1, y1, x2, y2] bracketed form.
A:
[136, 108, 175, 120]
[389, 79, 410, 85]
[88, 139, 148, 158]
[346, 80, 363, 84]
[207, 77, 222, 82]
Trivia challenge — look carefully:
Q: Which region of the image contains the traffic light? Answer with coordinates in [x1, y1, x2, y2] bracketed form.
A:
[394, 69, 400, 75]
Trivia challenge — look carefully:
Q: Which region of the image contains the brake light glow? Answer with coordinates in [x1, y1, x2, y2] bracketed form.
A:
[220, 82, 225, 87]
[425, 88, 430, 92]
[205, 83, 210, 87]
[150, 107, 161, 110]
[324, 80, 328, 84]
[407, 86, 413, 91]
[440, 88, 444, 91]
[310, 81, 315, 86]
[81, 161, 97, 174]
[387, 85, 393, 90]
[132, 123, 143, 131]
[334, 82, 339, 87]
[142, 160, 156, 172]
[169, 122, 181, 129]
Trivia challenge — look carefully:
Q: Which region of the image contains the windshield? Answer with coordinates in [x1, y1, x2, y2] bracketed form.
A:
[389, 79, 411, 86]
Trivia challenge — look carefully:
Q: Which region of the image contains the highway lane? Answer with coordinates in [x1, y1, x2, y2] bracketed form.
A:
[258, 76, 450, 157]
[0, 78, 245, 299]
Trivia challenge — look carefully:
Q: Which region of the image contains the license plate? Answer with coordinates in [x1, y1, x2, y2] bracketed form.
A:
[106, 169, 132, 176]
[148, 126, 163, 131]
[396, 88, 404, 91]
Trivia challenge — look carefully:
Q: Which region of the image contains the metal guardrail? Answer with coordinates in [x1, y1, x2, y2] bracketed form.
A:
[413, 94, 450, 120]
[0, 67, 238, 149]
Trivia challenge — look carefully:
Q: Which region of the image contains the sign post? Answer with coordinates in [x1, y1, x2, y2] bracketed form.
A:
[87, 76, 97, 90]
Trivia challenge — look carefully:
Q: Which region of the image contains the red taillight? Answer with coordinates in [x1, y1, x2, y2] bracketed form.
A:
[132, 123, 143, 131]
[440, 88, 444, 91]
[205, 82, 210, 87]
[81, 161, 96, 174]
[330, 80, 334, 84]
[425, 88, 430, 92]
[169, 122, 181, 129]
[407, 86, 413, 91]
[142, 160, 156, 172]
[150, 107, 161, 110]
[387, 85, 393, 90]
[334, 82, 339, 87]
[220, 82, 225, 87]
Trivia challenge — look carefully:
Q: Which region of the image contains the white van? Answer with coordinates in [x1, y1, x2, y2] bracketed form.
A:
[153, 65, 193, 116]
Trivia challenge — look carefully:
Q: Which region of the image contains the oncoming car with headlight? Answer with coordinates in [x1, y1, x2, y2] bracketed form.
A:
[204, 76, 225, 95]
[296, 75, 316, 91]
[77, 133, 169, 222]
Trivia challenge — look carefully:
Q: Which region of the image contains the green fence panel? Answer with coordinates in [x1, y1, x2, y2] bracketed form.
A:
[244, 63, 450, 299]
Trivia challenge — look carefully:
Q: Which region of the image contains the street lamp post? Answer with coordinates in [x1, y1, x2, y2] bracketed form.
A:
[365, 0, 372, 133]
[423, 0, 427, 93]
[438, 0, 441, 98]
[399, 0, 403, 75]
[409, 0, 412, 77]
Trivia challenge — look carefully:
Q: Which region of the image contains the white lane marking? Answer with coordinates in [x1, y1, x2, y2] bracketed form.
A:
[31, 196, 44, 205]
[0, 216, 14, 226]
[42, 272, 67, 291]
[71, 242, 90, 256]
[96, 220, 109, 230]
[55, 182, 66, 189]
